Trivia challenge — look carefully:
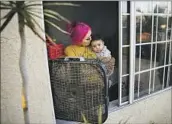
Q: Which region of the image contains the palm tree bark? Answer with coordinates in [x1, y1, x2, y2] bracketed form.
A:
[16, 1, 29, 124]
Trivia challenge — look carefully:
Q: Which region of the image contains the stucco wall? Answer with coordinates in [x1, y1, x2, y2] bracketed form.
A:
[1, 2, 55, 124]
[105, 89, 172, 124]
[1, 10, 25, 124]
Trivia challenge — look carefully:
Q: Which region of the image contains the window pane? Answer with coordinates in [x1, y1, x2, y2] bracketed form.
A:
[136, 16, 141, 44]
[135, 44, 151, 72]
[150, 43, 170, 68]
[135, 1, 152, 13]
[161, 66, 169, 88]
[151, 68, 163, 93]
[122, 1, 128, 13]
[153, 16, 168, 42]
[135, 72, 150, 99]
[122, 15, 129, 45]
[168, 2, 172, 14]
[157, 2, 168, 14]
[122, 76, 129, 103]
[156, 43, 168, 67]
[122, 47, 129, 75]
[136, 16, 152, 44]
[166, 42, 172, 65]
[153, 1, 168, 14]
[168, 15, 172, 40]
[157, 16, 168, 41]
[135, 46, 140, 72]
[167, 65, 172, 87]
[140, 44, 151, 70]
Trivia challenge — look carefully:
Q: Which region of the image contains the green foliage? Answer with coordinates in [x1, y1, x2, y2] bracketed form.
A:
[81, 105, 131, 124]
[81, 105, 102, 124]
[0, 1, 80, 42]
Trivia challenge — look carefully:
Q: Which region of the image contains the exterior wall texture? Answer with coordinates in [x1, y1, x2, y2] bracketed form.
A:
[1, 3, 55, 124]
[105, 89, 172, 124]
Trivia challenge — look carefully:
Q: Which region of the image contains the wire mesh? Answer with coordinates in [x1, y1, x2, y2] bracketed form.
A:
[49, 59, 108, 123]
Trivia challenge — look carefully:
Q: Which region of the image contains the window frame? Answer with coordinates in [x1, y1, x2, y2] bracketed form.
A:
[113, 1, 172, 110]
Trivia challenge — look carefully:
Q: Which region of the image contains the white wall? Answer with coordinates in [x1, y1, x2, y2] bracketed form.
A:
[105, 89, 172, 124]
[1, 2, 55, 124]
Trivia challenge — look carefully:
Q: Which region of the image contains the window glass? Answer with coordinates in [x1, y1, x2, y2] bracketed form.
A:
[156, 2, 168, 14]
[150, 68, 163, 93]
[135, 1, 152, 13]
[134, 72, 149, 99]
[122, 15, 130, 45]
[136, 16, 152, 44]
[122, 1, 128, 13]
[122, 47, 129, 75]
[122, 76, 129, 103]
[135, 44, 151, 71]
[168, 2, 172, 14]
[168, 16, 172, 40]
[157, 16, 168, 41]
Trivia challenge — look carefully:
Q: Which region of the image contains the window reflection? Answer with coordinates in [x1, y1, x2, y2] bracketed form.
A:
[168, 16, 172, 40]
[135, 44, 151, 72]
[156, 2, 168, 14]
[168, 2, 172, 14]
[136, 16, 152, 44]
[153, 1, 168, 14]
[122, 47, 129, 75]
[122, 76, 129, 103]
[122, 1, 128, 13]
[151, 68, 163, 93]
[157, 16, 168, 41]
[134, 72, 149, 99]
[156, 43, 167, 67]
[167, 66, 172, 87]
[153, 16, 169, 42]
[135, 1, 152, 13]
[151, 42, 171, 68]
[122, 15, 129, 45]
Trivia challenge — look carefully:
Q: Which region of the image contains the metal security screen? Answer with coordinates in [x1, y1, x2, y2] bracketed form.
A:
[118, 1, 172, 106]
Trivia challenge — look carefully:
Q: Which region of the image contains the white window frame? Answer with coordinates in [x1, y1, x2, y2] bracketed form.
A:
[116, 1, 172, 109]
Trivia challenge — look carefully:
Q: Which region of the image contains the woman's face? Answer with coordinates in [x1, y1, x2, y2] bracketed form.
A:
[81, 30, 92, 46]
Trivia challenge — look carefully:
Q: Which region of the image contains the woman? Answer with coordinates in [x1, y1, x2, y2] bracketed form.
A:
[65, 22, 96, 58]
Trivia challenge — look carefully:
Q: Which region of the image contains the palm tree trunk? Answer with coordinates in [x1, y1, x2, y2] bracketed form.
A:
[17, 1, 29, 124]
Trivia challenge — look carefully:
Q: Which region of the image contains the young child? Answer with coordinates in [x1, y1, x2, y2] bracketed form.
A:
[91, 34, 115, 85]
[91, 34, 112, 62]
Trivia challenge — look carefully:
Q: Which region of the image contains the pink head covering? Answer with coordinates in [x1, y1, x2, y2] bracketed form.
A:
[67, 22, 91, 45]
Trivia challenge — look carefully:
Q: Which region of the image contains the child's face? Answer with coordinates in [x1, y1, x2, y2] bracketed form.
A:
[91, 40, 104, 53]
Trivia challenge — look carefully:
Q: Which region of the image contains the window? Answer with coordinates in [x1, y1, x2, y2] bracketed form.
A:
[117, 1, 172, 108]
[44, 1, 172, 112]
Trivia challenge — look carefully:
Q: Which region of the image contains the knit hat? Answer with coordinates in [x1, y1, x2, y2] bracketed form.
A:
[67, 22, 91, 45]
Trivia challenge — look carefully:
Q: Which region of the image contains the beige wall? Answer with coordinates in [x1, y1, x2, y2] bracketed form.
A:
[1, 2, 55, 124]
[105, 89, 172, 124]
